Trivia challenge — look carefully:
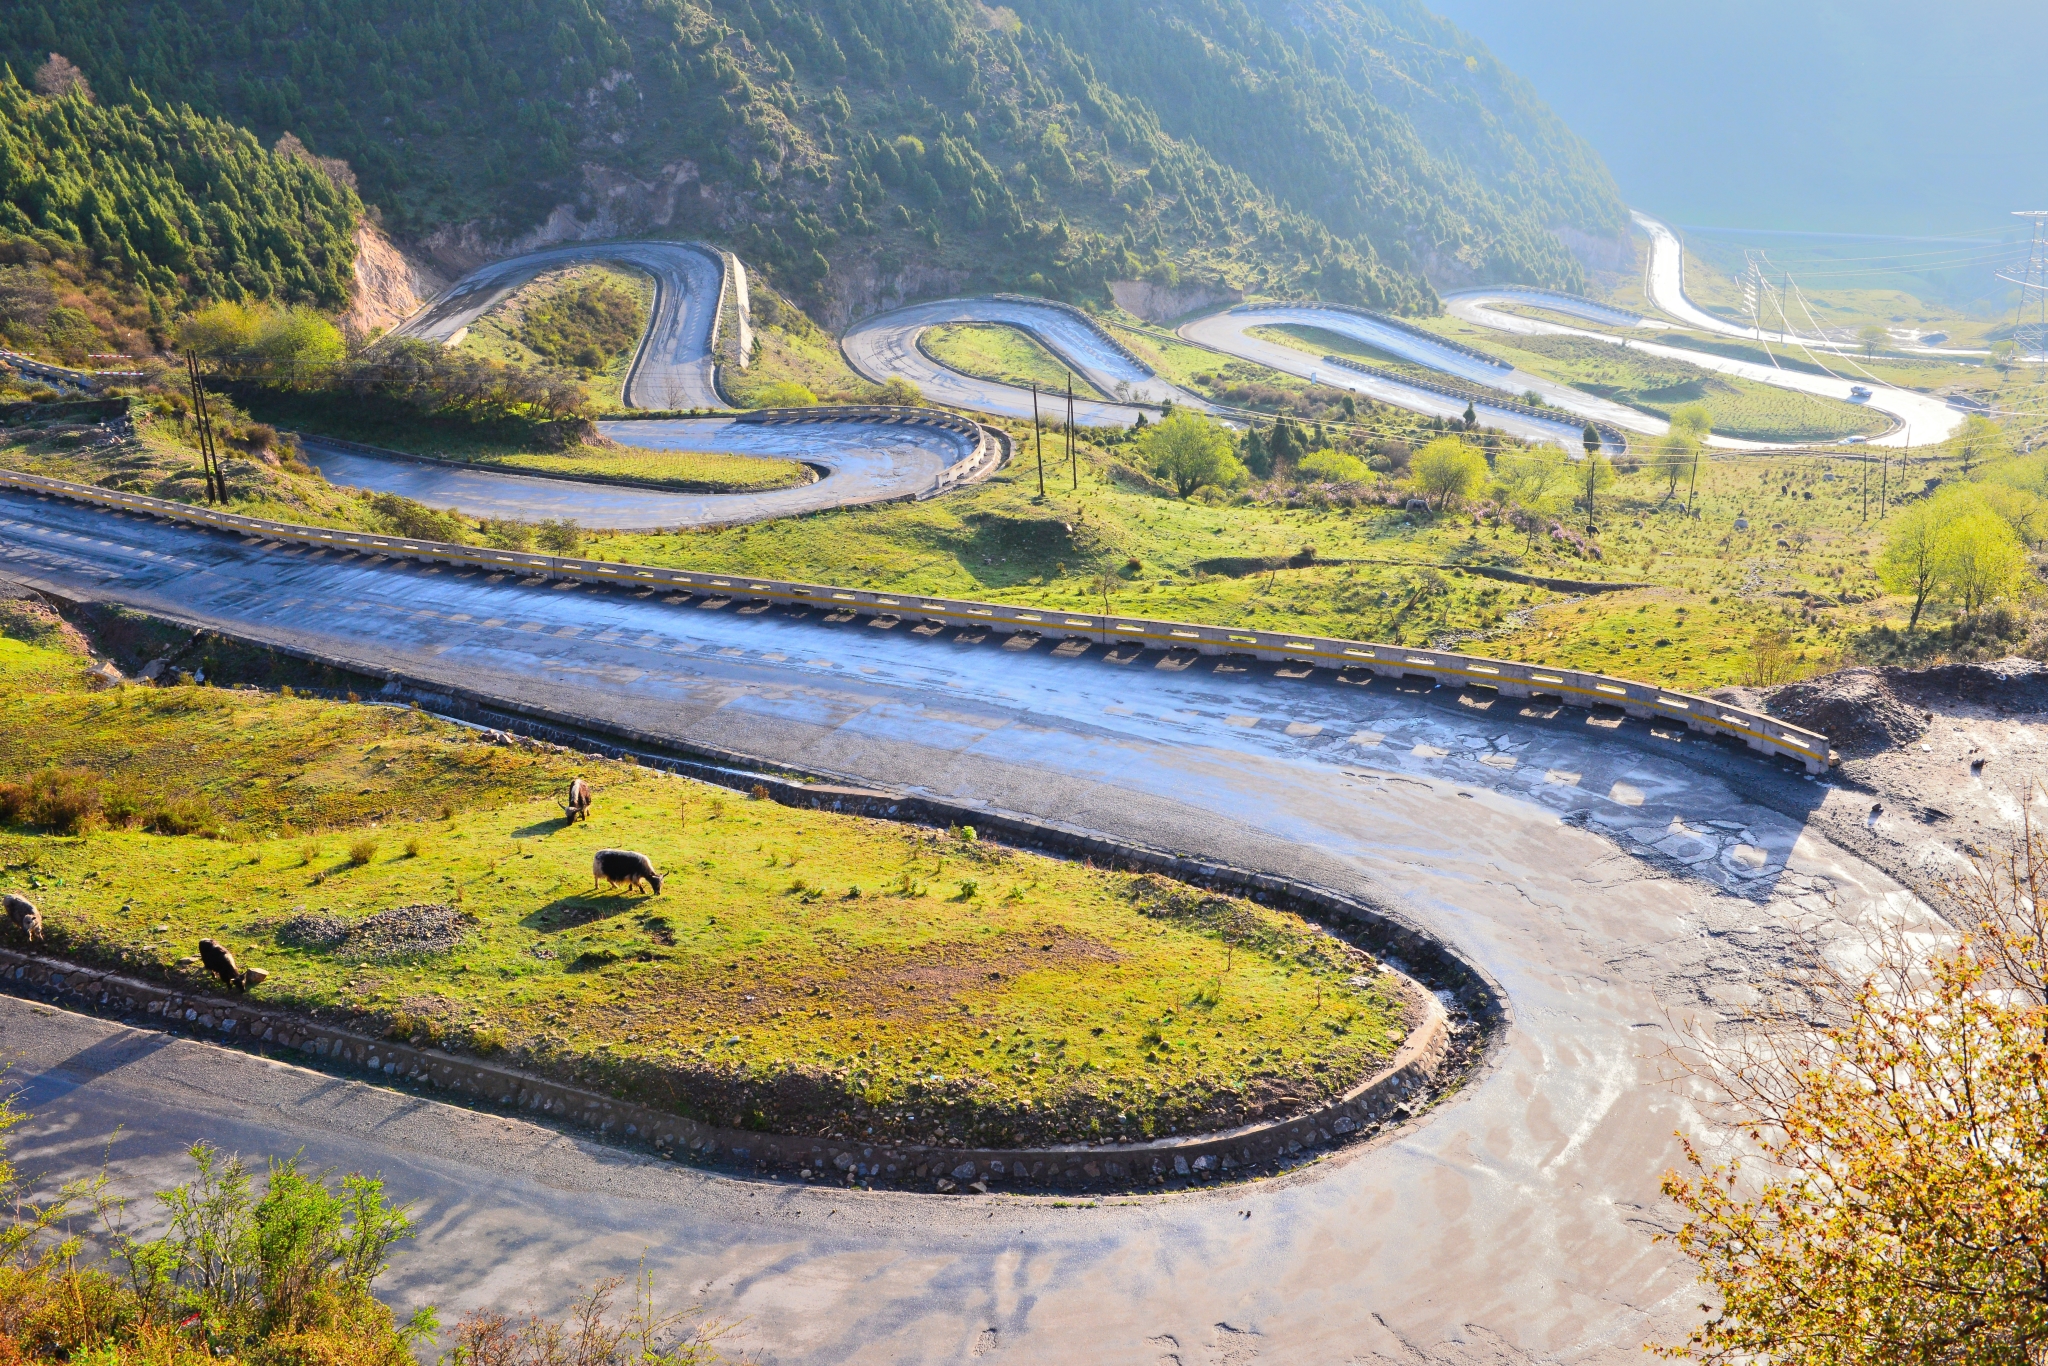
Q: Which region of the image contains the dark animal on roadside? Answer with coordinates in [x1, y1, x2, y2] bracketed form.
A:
[592, 849, 663, 896]
[198, 938, 254, 992]
[4, 893, 42, 945]
[561, 777, 593, 823]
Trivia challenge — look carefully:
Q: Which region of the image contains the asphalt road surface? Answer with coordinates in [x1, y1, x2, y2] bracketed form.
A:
[0, 489, 1940, 1364]
[842, 298, 1208, 425]
[302, 417, 981, 530]
[386, 241, 729, 411]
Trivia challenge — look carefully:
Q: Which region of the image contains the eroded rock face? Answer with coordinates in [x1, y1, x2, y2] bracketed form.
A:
[1107, 278, 1243, 323]
[342, 223, 447, 336]
[824, 256, 972, 333]
[410, 161, 718, 278]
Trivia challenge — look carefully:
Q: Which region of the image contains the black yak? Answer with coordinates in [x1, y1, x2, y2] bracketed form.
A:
[592, 849, 662, 896]
[198, 938, 266, 992]
[561, 777, 593, 823]
[4, 893, 42, 945]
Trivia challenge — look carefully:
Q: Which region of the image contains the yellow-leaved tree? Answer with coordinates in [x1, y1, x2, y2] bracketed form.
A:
[1657, 821, 2048, 1363]
[1409, 436, 1487, 511]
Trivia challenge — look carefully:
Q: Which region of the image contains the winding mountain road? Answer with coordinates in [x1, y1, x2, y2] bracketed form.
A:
[0, 490, 1941, 1364]
[842, 297, 1208, 425]
[302, 415, 987, 531]
[339, 244, 1003, 524]
[1179, 305, 1641, 451]
[1445, 231, 1966, 449]
[388, 241, 731, 412]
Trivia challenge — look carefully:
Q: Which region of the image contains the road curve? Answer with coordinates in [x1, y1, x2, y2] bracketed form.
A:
[1632, 211, 1989, 362]
[1181, 305, 1647, 451]
[387, 241, 729, 411]
[843, 297, 1207, 425]
[1444, 273, 1964, 449]
[300, 415, 986, 531]
[0, 491, 1938, 1365]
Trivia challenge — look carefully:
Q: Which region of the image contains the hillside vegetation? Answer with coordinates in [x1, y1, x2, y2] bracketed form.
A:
[2, 0, 1623, 316]
[0, 69, 359, 358]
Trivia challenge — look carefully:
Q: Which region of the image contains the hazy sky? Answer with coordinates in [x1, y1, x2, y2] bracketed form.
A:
[1424, 0, 2047, 237]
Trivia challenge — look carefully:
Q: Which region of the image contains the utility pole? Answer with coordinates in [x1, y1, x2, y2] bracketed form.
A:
[1996, 211, 2048, 369]
[1879, 445, 1889, 518]
[1031, 382, 1045, 499]
[185, 352, 222, 504]
[1067, 375, 1077, 491]
[1685, 444, 1701, 516]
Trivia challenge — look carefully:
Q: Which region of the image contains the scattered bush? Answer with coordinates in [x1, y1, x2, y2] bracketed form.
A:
[348, 836, 379, 866]
[754, 380, 818, 408]
[521, 276, 643, 372]
[536, 519, 583, 555]
[1298, 448, 1371, 484]
[0, 767, 102, 833]
[147, 795, 217, 837]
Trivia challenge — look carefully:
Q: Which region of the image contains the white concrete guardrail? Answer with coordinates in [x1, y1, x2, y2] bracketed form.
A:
[1317, 354, 1631, 452]
[1267, 302, 1513, 371]
[1473, 287, 1645, 329]
[0, 468, 1830, 771]
[2, 347, 147, 389]
[990, 293, 1152, 373]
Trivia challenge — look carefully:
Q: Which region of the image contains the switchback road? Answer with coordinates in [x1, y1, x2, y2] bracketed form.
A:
[301, 415, 985, 531]
[0, 489, 1938, 1365]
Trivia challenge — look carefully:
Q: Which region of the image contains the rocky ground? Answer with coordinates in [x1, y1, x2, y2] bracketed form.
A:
[1719, 658, 2048, 918]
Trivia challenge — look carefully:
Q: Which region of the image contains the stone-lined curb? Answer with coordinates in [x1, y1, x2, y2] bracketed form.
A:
[0, 948, 1449, 1188]
[1, 589, 1492, 1187]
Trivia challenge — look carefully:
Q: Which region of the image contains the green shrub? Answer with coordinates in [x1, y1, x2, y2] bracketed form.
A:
[348, 836, 378, 866]
[521, 277, 643, 372]
[1299, 448, 1372, 484]
[0, 767, 103, 833]
[147, 795, 217, 837]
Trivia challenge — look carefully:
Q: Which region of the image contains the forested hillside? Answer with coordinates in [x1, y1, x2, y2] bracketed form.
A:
[2, 0, 1623, 319]
[0, 66, 359, 358]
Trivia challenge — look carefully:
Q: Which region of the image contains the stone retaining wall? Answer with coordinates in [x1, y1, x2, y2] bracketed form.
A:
[0, 946, 1450, 1188]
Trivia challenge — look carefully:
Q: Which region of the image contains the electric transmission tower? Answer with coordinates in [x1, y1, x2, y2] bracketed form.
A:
[1996, 210, 2048, 361]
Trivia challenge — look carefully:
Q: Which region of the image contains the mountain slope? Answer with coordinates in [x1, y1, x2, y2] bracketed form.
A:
[2, 0, 1623, 319]
[0, 68, 359, 358]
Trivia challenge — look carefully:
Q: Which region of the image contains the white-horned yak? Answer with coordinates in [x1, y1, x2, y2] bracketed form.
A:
[561, 777, 593, 823]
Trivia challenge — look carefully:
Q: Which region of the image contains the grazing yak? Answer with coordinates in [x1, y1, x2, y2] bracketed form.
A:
[592, 849, 663, 896]
[561, 777, 593, 823]
[4, 893, 42, 945]
[197, 938, 266, 992]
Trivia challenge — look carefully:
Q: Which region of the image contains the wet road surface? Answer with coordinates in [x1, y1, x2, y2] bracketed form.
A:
[0, 490, 1938, 1364]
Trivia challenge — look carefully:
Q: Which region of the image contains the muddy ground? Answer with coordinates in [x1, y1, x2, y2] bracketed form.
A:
[1722, 658, 2048, 915]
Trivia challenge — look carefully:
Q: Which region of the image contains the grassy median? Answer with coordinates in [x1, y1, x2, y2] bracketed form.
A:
[0, 604, 1412, 1148]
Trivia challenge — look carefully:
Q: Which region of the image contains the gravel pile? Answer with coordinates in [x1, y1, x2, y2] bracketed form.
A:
[1763, 669, 1928, 757]
[1888, 657, 2048, 714]
[278, 904, 471, 960]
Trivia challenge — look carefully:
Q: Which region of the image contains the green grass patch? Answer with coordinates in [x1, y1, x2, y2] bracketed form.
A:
[1250, 322, 1456, 387]
[0, 626, 1412, 1148]
[1112, 321, 1378, 425]
[1488, 334, 1890, 442]
[480, 444, 812, 493]
[922, 323, 1107, 398]
[455, 263, 654, 411]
